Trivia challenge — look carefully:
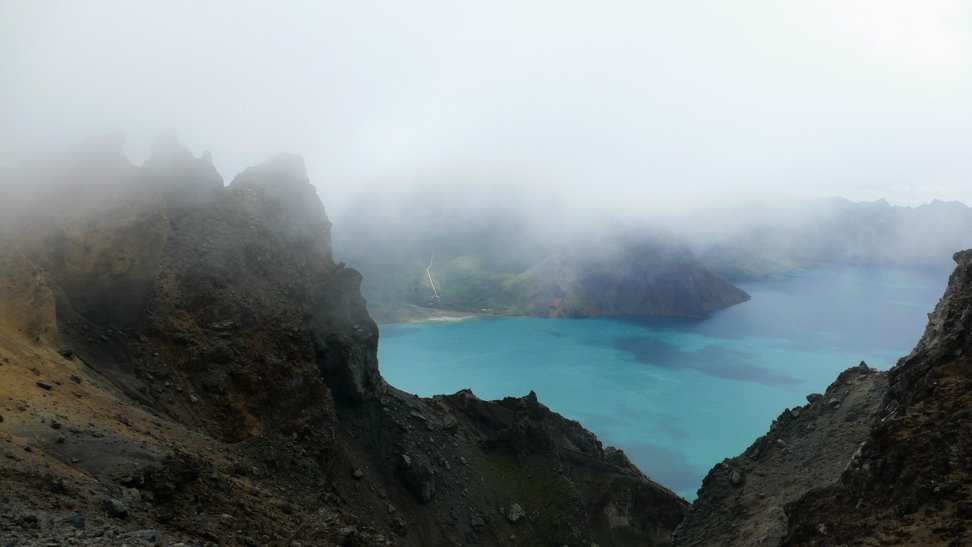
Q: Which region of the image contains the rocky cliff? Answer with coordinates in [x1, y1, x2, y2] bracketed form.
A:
[672, 363, 888, 546]
[782, 250, 972, 546]
[0, 135, 687, 545]
[677, 250, 972, 546]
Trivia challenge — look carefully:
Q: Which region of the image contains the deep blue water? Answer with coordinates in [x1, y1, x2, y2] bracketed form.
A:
[377, 265, 949, 499]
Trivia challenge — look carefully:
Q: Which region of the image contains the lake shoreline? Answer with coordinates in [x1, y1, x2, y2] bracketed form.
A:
[375, 305, 485, 325]
[378, 264, 949, 499]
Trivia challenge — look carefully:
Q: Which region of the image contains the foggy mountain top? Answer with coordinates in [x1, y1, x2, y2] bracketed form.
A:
[332, 175, 972, 255]
[3, 1, 972, 219]
[3, 129, 970, 278]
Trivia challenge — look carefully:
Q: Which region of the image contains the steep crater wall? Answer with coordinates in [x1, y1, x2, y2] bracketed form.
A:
[0, 134, 688, 546]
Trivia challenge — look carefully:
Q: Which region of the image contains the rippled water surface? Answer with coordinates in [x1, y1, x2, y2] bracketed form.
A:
[378, 265, 948, 499]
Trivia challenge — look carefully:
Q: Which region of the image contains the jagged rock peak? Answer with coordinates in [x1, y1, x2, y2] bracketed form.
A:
[906, 249, 972, 363]
[0, 136, 690, 546]
[230, 154, 324, 208]
[878, 248, 972, 419]
[149, 128, 184, 158]
[142, 130, 223, 216]
[230, 153, 312, 197]
[229, 153, 332, 256]
[147, 129, 213, 166]
[778, 250, 972, 545]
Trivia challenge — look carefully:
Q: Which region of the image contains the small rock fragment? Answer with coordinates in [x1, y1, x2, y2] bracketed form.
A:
[36, 380, 53, 390]
[121, 529, 164, 543]
[391, 516, 407, 536]
[729, 468, 744, 486]
[104, 498, 129, 518]
[506, 503, 526, 523]
[337, 525, 358, 545]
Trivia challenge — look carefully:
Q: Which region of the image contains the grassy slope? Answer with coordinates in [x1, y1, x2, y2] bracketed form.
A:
[358, 251, 602, 321]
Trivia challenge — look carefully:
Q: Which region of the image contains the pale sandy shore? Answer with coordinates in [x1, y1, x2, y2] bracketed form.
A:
[374, 304, 486, 324]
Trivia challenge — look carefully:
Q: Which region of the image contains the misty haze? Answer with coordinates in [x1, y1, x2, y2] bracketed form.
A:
[2, 2, 972, 546]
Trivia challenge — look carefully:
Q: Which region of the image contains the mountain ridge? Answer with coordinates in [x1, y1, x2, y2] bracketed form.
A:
[3, 134, 971, 545]
[0, 134, 687, 545]
[676, 250, 972, 546]
[334, 189, 750, 323]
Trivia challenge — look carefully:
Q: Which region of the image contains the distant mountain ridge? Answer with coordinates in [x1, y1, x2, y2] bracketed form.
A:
[684, 196, 972, 279]
[337, 188, 972, 323]
[505, 243, 749, 318]
[334, 189, 750, 322]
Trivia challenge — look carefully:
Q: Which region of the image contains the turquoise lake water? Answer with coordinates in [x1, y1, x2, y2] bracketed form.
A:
[377, 265, 950, 499]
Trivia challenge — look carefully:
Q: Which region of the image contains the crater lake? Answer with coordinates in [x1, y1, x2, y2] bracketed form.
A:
[377, 264, 949, 499]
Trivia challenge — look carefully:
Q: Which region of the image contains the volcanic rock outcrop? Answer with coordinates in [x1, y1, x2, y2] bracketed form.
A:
[672, 363, 888, 546]
[782, 250, 972, 546]
[677, 250, 972, 546]
[0, 134, 687, 545]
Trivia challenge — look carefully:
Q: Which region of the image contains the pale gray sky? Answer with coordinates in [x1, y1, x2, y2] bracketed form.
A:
[2, 1, 971, 214]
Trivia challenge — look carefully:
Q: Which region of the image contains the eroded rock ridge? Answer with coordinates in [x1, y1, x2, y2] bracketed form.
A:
[0, 135, 686, 545]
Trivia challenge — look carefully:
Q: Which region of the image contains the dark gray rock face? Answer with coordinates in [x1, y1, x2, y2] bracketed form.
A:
[142, 129, 223, 219]
[679, 250, 972, 547]
[104, 498, 128, 518]
[783, 250, 972, 545]
[4, 134, 380, 440]
[138, 148, 380, 435]
[346, 387, 689, 545]
[673, 364, 887, 546]
[0, 134, 688, 546]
